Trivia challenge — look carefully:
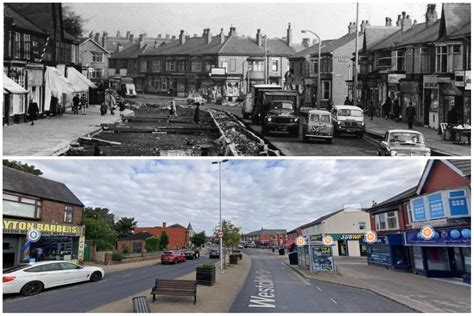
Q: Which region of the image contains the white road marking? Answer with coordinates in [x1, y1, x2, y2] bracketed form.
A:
[316, 286, 322, 291]
[330, 298, 337, 304]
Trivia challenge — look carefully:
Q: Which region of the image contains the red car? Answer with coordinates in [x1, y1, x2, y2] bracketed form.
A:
[161, 251, 186, 264]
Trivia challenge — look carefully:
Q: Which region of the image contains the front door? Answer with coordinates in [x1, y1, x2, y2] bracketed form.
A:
[338, 240, 348, 256]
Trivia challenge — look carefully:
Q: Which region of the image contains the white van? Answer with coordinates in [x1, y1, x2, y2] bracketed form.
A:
[331, 105, 365, 138]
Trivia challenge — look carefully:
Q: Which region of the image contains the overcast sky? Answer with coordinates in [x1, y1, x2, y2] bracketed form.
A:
[22, 159, 427, 235]
[68, 1, 444, 43]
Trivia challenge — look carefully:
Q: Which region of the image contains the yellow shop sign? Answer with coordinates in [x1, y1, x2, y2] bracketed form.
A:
[3, 219, 81, 236]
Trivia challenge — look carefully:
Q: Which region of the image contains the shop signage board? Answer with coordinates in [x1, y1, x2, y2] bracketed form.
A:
[310, 234, 323, 242]
[388, 74, 406, 84]
[423, 75, 438, 89]
[405, 227, 471, 246]
[311, 245, 334, 272]
[455, 71, 465, 87]
[311, 233, 364, 241]
[3, 219, 82, 237]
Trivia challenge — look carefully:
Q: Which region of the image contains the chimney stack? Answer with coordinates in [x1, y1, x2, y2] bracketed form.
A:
[228, 26, 236, 36]
[179, 30, 186, 45]
[400, 12, 413, 32]
[193, 33, 198, 37]
[88, 31, 93, 39]
[157, 34, 162, 39]
[116, 31, 121, 38]
[102, 31, 107, 47]
[202, 28, 208, 37]
[385, 17, 392, 27]
[166, 34, 170, 39]
[172, 35, 176, 40]
[348, 22, 357, 34]
[219, 28, 225, 44]
[206, 28, 212, 44]
[396, 14, 402, 27]
[125, 31, 130, 40]
[129, 34, 134, 43]
[286, 22, 292, 46]
[117, 42, 123, 52]
[425, 4, 438, 26]
[163, 222, 166, 228]
[360, 20, 370, 33]
[256, 29, 262, 46]
[94, 32, 100, 43]
[138, 33, 147, 48]
[302, 37, 310, 48]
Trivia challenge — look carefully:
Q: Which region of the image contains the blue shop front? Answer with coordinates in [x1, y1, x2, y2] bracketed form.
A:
[366, 234, 411, 270]
[405, 226, 471, 282]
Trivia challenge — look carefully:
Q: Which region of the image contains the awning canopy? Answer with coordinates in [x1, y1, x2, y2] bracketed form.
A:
[3, 74, 28, 94]
[67, 67, 97, 90]
[44, 66, 83, 111]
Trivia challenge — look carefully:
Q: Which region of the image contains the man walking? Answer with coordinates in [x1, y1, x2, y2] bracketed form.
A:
[28, 98, 39, 125]
[406, 102, 416, 129]
[104, 90, 116, 115]
[194, 103, 201, 125]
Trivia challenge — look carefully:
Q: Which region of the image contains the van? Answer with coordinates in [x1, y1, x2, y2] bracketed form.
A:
[301, 109, 333, 143]
[331, 105, 365, 138]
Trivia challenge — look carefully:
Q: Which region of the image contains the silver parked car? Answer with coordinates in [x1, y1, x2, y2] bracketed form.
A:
[378, 129, 431, 156]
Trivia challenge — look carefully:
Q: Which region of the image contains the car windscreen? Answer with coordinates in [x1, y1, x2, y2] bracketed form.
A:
[271, 102, 293, 110]
[3, 264, 31, 273]
[389, 132, 423, 143]
[337, 109, 362, 117]
[163, 251, 173, 255]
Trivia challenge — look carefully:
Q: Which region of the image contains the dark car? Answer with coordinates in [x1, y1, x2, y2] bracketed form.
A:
[209, 249, 220, 259]
[184, 250, 197, 260]
[261, 100, 299, 137]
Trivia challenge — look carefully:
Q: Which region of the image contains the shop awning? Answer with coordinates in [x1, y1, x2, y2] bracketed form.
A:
[3, 74, 28, 94]
[44, 66, 82, 111]
[67, 67, 97, 90]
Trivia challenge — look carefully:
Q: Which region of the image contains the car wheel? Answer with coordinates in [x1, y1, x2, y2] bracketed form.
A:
[174, 259, 178, 264]
[20, 281, 44, 296]
[90, 271, 102, 282]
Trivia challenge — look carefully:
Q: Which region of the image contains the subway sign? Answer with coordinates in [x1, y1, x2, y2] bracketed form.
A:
[3, 219, 82, 236]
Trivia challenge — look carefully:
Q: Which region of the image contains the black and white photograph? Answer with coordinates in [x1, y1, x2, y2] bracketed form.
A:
[2, 1, 471, 156]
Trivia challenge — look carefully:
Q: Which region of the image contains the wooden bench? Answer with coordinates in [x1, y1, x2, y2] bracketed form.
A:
[151, 279, 197, 304]
[132, 296, 151, 313]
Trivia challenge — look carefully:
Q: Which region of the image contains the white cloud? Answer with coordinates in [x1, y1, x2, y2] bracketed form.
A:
[21, 159, 426, 235]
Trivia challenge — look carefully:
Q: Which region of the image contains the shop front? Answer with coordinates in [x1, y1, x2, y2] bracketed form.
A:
[404, 227, 471, 282]
[3, 218, 85, 268]
[423, 75, 439, 128]
[400, 79, 421, 124]
[366, 234, 411, 270]
[311, 233, 366, 257]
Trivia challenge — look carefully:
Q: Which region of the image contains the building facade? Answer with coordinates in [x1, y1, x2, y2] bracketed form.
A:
[79, 38, 109, 82]
[3, 167, 85, 268]
[116, 232, 153, 253]
[241, 228, 287, 248]
[133, 222, 193, 249]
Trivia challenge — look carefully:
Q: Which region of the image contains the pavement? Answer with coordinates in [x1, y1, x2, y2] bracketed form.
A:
[276, 251, 471, 313]
[89, 252, 252, 313]
[365, 115, 471, 156]
[3, 105, 134, 156]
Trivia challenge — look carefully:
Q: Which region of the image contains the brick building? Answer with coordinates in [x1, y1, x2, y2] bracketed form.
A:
[133, 222, 192, 249]
[241, 228, 287, 248]
[3, 166, 85, 268]
[116, 231, 153, 253]
[79, 38, 109, 82]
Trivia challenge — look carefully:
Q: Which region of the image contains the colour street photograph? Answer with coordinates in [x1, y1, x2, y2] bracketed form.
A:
[2, 2, 471, 156]
[2, 158, 471, 313]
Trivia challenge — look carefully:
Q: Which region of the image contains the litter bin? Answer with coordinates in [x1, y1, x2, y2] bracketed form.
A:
[278, 248, 285, 255]
[288, 252, 298, 265]
[229, 254, 239, 264]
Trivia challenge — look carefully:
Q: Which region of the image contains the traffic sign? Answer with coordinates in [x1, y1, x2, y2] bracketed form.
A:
[364, 230, 377, 243]
[218, 231, 224, 238]
[295, 236, 306, 247]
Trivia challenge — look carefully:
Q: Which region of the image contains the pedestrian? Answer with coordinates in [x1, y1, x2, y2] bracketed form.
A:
[406, 102, 416, 129]
[104, 90, 116, 115]
[169, 98, 177, 117]
[447, 106, 458, 126]
[72, 94, 80, 114]
[28, 98, 39, 125]
[368, 101, 376, 121]
[344, 96, 351, 105]
[382, 98, 392, 120]
[80, 92, 87, 115]
[35, 247, 43, 262]
[392, 98, 401, 122]
[327, 98, 334, 112]
[194, 103, 201, 125]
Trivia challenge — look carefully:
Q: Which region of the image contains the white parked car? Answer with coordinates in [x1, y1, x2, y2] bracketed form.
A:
[186, 95, 206, 105]
[3, 261, 105, 296]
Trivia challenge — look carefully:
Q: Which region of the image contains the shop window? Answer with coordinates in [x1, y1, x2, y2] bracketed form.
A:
[448, 190, 469, 216]
[413, 246, 424, 270]
[92, 52, 103, 63]
[428, 192, 445, 219]
[463, 248, 471, 273]
[64, 206, 73, 223]
[426, 247, 450, 271]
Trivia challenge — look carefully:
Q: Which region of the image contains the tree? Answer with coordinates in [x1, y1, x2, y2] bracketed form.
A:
[83, 218, 117, 251]
[218, 220, 241, 249]
[3, 160, 42, 175]
[62, 4, 84, 39]
[191, 231, 207, 248]
[160, 231, 170, 250]
[83, 207, 114, 227]
[114, 217, 137, 239]
[145, 236, 160, 252]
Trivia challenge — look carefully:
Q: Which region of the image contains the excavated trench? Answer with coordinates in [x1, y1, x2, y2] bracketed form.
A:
[64, 104, 280, 156]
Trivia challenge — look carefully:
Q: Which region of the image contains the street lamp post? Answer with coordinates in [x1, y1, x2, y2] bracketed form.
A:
[212, 159, 228, 273]
[301, 30, 321, 109]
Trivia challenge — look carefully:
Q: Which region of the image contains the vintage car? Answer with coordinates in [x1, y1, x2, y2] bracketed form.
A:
[261, 100, 299, 137]
[378, 129, 431, 156]
[161, 251, 186, 264]
[301, 109, 334, 143]
[331, 105, 365, 138]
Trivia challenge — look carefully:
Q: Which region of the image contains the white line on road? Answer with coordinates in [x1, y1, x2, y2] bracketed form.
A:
[330, 298, 337, 304]
[316, 286, 322, 291]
